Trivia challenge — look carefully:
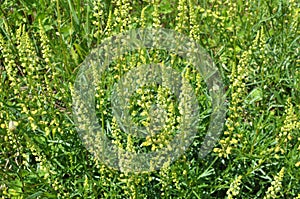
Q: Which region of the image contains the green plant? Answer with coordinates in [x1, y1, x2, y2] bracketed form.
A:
[0, 0, 299, 198]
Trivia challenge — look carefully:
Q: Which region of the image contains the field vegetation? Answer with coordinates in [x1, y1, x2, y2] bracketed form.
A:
[0, 0, 299, 198]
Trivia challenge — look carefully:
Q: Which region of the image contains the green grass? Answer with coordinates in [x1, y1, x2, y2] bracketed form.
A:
[0, 0, 299, 198]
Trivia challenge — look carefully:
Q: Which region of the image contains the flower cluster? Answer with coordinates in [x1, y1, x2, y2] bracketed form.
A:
[16, 24, 40, 79]
[152, 0, 161, 29]
[214, 50, 250, 158]
[140, 5, 149, 28]
[263, 167, 285, 199]
[112, 0, 132, 32]
[188, 0, 200, 41]
[175, 0, 189, 33]
[273, 98, 300, 159]
[137, 81, 177, 152]
[0, 33, 18, 88]
[92, 0, 105, 38]
[226, 175, 243, 199]
[159, 159, 171, 197]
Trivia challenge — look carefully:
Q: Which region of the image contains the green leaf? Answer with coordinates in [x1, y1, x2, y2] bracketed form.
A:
[245, 87, 263, 104]
[26, 191, 44, 199]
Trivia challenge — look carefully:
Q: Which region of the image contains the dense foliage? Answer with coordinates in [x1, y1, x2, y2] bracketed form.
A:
[0, 0, 299, 198]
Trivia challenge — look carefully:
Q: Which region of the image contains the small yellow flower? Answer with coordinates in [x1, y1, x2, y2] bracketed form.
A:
[0, 123, 6, 129]
[227, 175, 242, 198]
[264, 167, 285, 199]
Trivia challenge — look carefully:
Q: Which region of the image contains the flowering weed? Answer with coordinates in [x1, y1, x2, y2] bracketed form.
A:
[0, 0, 299, 198]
